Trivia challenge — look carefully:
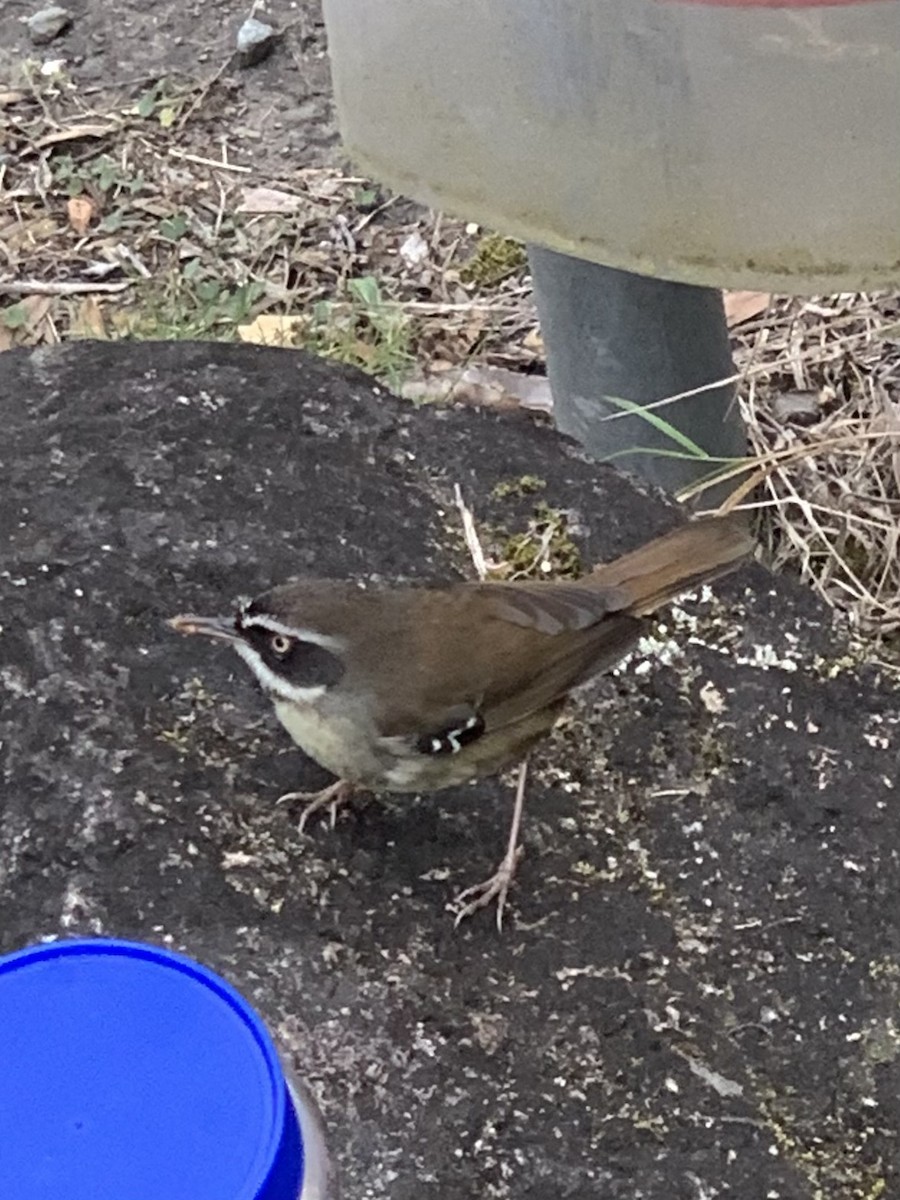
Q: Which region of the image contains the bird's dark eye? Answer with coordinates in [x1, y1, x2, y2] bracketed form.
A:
[270, 634, 293, 656]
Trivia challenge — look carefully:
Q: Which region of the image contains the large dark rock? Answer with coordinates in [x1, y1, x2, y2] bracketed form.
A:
[1, 341, 897, 1198]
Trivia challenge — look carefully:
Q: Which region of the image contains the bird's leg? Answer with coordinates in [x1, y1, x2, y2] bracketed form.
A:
[277, 779, 358, 835]
[451, 757, 529, 931]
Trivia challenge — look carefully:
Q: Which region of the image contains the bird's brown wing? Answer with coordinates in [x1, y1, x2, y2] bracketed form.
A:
[372, 512, 752, 741]
[369, 579, 642, 740]
[458, 583, 644, 731]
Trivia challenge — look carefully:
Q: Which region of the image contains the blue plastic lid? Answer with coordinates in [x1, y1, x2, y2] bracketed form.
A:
[0, 938, 304, 1200]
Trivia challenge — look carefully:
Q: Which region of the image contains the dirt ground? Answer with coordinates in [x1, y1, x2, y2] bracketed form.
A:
[1, 0, 530, 374]
[1, 0, 339, 172]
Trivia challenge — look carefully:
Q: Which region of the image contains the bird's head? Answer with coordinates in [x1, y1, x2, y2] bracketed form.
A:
[169, 591, 346, 705]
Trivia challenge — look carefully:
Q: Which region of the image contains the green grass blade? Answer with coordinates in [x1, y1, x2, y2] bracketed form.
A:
[603, 395, 712, 459]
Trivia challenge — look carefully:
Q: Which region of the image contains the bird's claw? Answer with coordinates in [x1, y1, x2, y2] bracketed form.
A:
[450, 845, 524, 931]
[277, 779, 356, 835]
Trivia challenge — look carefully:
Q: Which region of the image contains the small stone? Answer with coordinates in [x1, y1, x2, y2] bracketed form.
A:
[771, 390, 820, 426]
[236, 17, 278, 68]
[25, 5, 72, 45]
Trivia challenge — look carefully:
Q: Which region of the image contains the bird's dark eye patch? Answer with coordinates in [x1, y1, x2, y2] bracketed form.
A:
[416, 712, 485, 756]
[244, 627, 345, 689]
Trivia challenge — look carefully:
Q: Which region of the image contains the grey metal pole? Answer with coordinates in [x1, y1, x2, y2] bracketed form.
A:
[527, 246, 746, 502]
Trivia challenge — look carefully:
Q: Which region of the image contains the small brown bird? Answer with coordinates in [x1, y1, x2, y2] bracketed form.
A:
[170, 512, 752, 927]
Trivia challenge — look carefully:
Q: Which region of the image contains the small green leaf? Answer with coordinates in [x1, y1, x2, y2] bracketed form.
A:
[159, 214, 188, 241]
[195, 280, 221, 304]
[158, 106, 177, 129]
[2, 303, 28, 330]
[135, 87, 158, 118]
[52, 153, 76, 183]
[94, 157, 120, 192]
[348, 275, 381, 308]
[99, 209, 125, 233]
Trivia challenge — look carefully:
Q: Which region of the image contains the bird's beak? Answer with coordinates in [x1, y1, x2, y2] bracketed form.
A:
[168, 613, 242, 643]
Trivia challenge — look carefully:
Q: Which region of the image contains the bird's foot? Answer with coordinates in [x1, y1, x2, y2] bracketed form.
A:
[450, 844, 524, 932]
[450, 758, 530, 932]
[277, 779, 357, 835]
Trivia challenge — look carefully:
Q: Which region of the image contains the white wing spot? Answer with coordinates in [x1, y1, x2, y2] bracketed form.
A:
[417, 712, 484, 757]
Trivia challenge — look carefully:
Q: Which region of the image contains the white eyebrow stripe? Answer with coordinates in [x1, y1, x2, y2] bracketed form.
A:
[232, 642, 326, 704]
[239, 613, 345, 653]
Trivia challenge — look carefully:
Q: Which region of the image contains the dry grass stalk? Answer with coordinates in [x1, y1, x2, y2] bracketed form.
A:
[729, 294, 900, 636]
